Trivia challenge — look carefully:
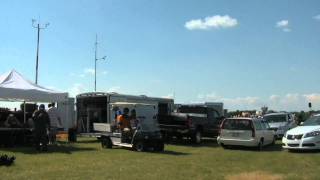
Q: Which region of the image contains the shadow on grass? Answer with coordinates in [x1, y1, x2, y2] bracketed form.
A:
[160, 150, 190, 156]
[75, 139, 100, 144]
[287, 149, 320, 154]
[222, 142, 283, 152]
[0, 144, 96, 155]
[166, 138, 220, 148]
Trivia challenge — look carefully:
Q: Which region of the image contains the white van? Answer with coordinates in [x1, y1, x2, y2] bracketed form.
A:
[264, 113, 296, 139]
[217, 118, 275, 150]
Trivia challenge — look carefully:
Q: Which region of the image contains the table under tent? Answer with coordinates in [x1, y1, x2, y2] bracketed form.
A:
[0, 70, 69, 146]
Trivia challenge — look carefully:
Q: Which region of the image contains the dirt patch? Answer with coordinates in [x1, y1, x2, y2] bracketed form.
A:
[225, 171, 284, 180]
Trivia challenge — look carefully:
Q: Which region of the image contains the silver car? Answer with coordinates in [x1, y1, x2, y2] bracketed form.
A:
[264, 113, 296, 139]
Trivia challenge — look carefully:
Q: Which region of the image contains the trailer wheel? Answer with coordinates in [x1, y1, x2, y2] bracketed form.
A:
[134, 141, 145, 152]
[101, 137, 112, 149]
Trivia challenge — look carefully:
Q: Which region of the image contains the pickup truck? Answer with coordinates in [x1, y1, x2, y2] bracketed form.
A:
[158, 105, 224, 144]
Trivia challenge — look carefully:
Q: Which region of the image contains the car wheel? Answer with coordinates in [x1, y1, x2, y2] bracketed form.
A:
[101, 137, 112, 149]
[134, 141, 145, 152]
[192, 130, 202, 144]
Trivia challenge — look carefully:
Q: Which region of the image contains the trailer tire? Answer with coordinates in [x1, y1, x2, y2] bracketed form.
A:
[101, 137, 112, 149]
[134, 141, 145, 152]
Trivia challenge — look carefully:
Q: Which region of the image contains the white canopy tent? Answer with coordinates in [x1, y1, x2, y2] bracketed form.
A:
[0, 70, 68, 102]
[0, 69, 68, 123]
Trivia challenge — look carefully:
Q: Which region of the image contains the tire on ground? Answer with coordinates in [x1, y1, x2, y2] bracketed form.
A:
[134, 141, 145, 152]
[101, 136, 112, 149]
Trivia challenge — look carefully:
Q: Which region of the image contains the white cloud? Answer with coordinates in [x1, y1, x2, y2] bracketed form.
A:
[276, 20, 291, 32]
[162, 93, 174, 99]
[68, 83, 87, 97]
[195, 92, 320, 111]
[313, 14, 320, 21]
[269, 95, 280, 102]
[304, 94, 320, 103]
[108, 86, 121, 93]
[185, 15, 238, 30]
[101, 71, 108, 75]
[84, 68, 95, 75]
[197, 92, 261, 110]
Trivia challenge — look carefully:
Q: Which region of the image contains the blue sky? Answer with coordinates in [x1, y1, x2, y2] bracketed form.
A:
[1, 0, 320, 111]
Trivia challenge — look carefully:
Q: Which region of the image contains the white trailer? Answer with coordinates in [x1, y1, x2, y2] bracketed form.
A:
[76, 92, 174, 133]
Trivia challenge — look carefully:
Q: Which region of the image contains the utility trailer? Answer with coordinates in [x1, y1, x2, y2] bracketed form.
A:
[76, 92, 174, 133]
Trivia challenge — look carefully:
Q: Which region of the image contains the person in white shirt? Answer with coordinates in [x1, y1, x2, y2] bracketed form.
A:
[47, 103, 62, 144]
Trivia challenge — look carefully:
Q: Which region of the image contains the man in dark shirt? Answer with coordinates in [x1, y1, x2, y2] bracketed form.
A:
[33, 104, 50, 151]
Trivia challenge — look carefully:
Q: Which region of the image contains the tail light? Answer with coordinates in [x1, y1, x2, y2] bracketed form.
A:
[219, 119, 226, 136]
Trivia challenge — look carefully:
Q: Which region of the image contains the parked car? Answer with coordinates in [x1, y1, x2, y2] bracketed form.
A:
[159, 104, 223, 144]
[282, 114, 320, 151]
[217, 118, 275, 150]
[100, 102, 164, 152]
[264, 113, 296, 139]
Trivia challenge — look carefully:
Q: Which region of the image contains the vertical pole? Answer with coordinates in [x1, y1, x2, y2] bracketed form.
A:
[35, 24, 40, 85]
[94, 34, 98, 92]
[23, 101, 26, 124]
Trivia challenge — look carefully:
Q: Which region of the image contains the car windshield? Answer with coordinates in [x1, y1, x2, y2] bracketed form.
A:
[302, 116, 320, 126]
[222, 119, 252, 130]
[264, 115, 287, 123]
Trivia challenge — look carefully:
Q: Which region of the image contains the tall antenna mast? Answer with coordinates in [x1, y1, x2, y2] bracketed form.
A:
[94, 34, 106, 92]
[32, 18, 49, 85]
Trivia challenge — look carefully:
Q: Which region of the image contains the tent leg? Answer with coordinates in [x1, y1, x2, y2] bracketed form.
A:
[24, 101, 26, 124]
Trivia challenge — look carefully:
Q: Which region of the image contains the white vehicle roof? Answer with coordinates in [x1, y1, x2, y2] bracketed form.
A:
[264, 113, 289, 116]
[110, 102, 156, 106]
[226, 117, 261, 121]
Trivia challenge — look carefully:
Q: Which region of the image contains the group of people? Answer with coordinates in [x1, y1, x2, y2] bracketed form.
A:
[32, 103, 62, 151]
[116, 108, 138, 131]
[115, 108, 139, 142]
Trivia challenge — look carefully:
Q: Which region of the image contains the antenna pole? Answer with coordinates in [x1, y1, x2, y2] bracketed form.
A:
[32, 19, 49, 85]
[94, 34, 106, 92]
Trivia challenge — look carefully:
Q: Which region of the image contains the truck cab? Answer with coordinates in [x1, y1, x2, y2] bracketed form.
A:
[159, 104, 224, 144]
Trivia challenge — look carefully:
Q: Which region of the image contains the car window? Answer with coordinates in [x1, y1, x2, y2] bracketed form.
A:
[260, 121, 269, 130]
[264, 114, 287, 123]
[302, 116, 320, 126]
[254, 121, 262, 130]
[222, 119, 252, 130]
[263, 121, 270, 129]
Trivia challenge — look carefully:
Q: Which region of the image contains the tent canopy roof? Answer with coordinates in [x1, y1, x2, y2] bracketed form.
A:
[0, 70, 68, 102]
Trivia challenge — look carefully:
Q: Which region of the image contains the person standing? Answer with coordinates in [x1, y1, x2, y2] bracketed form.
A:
[33, 104, 50, 151]
[47, 103, 62, 144]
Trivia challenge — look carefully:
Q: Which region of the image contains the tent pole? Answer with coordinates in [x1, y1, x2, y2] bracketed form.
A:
[24, 101, 26, 124]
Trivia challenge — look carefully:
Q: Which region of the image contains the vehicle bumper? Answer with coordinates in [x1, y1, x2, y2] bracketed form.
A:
[217, 136, 259, 147]
[282, 136, 320, 150]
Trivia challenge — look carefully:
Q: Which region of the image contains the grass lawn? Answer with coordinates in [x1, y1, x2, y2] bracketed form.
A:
[1, 138, 320, 180]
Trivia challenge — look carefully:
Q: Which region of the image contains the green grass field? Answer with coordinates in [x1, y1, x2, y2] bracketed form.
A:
[1, 138, 320, 180]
